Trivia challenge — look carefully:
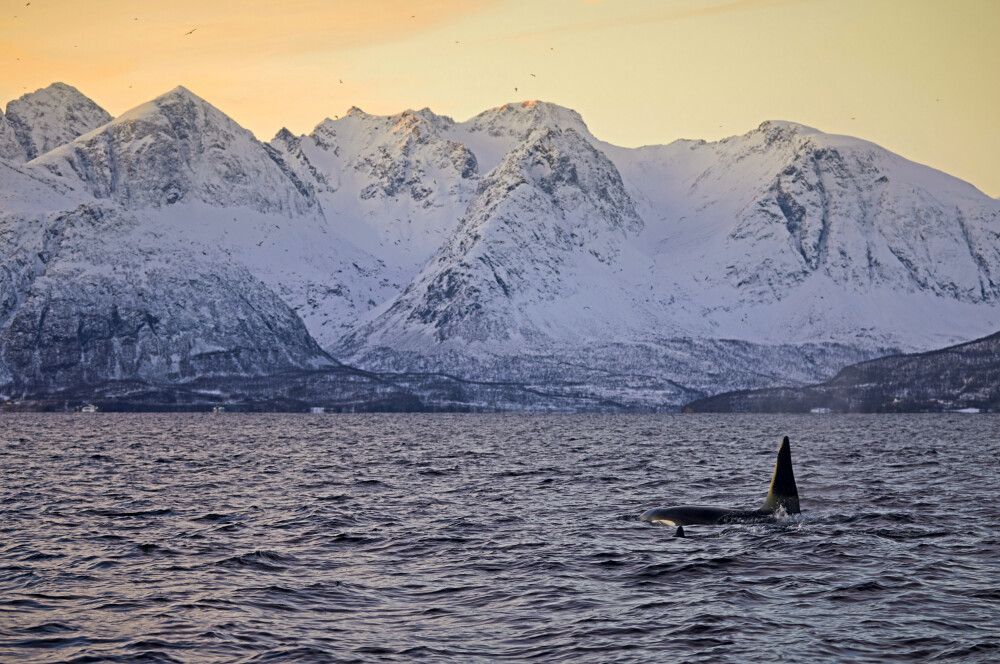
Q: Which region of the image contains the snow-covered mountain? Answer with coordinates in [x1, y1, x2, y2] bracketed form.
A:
[335, 115, 1000, 405]
[0, 83, 111, 163]
[604, 120, 1000, 350]
[0, 139, 333, 396]
[21, 87, 404, 350]
[0, 203, 333, 394]
[1, 83, 998, 409]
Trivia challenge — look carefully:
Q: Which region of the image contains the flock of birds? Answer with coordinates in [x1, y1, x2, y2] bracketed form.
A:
[9, 6, 540, 98]
[7, 5, 948, 116]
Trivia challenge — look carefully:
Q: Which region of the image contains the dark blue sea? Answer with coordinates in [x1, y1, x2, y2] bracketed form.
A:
[1, 413, 998, 662]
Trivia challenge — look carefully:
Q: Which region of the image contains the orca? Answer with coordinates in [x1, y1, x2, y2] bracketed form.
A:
[640, 436, 800, 537]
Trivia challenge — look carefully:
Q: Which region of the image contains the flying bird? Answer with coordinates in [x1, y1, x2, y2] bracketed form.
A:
[184, 28, 197, 36]
[530, 73, 536, 77]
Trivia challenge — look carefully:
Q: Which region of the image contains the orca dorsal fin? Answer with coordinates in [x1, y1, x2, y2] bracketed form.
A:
[761, 436, 800, 514]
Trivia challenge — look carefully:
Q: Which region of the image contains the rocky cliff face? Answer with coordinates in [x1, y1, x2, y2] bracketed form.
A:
[0, 111, 25, 163]
[724, 121, 1000, 303]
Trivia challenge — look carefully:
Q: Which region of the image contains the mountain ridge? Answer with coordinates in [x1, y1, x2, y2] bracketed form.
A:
[684, 328, 1000, 413]
[1, 83, 998, 409]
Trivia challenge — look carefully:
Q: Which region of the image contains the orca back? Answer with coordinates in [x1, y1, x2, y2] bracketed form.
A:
[761, 436, 800, 514]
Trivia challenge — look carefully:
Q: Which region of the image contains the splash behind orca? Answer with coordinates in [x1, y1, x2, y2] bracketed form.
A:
[640, 436, 800, 536]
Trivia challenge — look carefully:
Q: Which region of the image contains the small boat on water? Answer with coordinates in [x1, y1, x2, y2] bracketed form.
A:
[212, 405, 226, 414]
[80, 404, 99, 413]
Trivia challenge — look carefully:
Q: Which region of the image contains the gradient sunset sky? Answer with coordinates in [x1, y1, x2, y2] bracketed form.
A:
[2, 0, 997, 195]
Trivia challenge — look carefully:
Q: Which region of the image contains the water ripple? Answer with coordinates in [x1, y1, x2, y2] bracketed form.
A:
[1, 413, 998, 662]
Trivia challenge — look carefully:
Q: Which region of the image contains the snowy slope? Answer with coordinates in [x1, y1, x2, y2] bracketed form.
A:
[328, 108, 1000, 406]
[270, 106, 479, 272]
[0, 159, 79, 215]
[2, 83, 111, 162]
[130, 201, 404, 348]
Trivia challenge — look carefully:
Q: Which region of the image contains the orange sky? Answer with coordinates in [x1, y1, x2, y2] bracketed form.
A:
[2, 0, 998, 196]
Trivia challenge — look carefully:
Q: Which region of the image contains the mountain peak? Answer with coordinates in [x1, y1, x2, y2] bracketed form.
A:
[738, 120, 823, 148]
[161, 84, 199, 101]
[398, 107, 451, 122]
[744, 120, 885, 154]
[389, 108, 454, 136]
[114, 85, 219, 124]
[2, 82, 111, 161]
[7, 82, 92, 107]
[465, 100, 591, 140]
[755, 119, 820, 134]
[272, 126, 297, 144]
[490, 99, 578, 115]
[28, 85, 316, 214]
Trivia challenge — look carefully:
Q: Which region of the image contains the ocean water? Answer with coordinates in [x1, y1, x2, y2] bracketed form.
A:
[1, 413, 998, 662]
